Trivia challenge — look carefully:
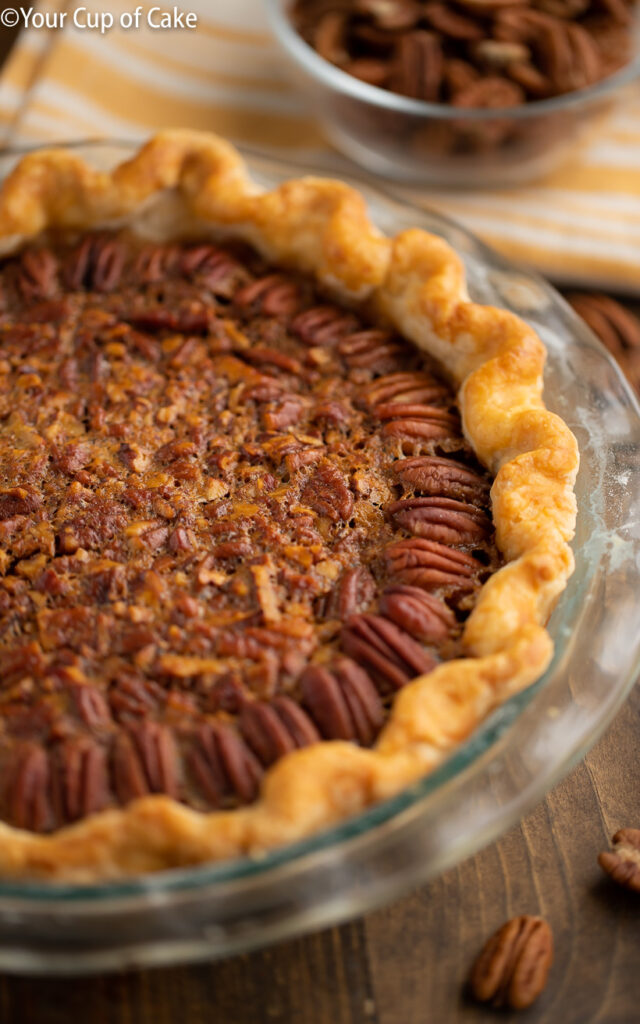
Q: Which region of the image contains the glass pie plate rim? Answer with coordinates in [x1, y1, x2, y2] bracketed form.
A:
[0, 140, 638, 974]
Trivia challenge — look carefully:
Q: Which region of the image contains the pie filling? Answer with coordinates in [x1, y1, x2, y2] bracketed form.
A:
[0, 231, 501, 833]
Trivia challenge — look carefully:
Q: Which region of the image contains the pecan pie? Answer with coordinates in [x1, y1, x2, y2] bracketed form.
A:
[0, 132, 578, 879]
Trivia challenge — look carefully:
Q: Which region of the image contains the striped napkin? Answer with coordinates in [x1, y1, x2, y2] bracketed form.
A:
[0, 0, 639, 292]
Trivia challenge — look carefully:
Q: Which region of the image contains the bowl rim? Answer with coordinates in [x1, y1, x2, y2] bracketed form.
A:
[265, 0, 640, 120]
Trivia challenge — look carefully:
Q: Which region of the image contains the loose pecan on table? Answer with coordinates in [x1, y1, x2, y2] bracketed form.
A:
[469, 914, 554, 1010]
[598, 828, 640, 892]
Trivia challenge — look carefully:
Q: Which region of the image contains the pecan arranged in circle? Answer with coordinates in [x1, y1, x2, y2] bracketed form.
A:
[235, 274, 302, 317]
[598, 828, 640, 892]
[189, 723, 263, 806]
[301, 658, 384, 744]
[469, 915, 553, 1010]
[321, 566, 377, 619]
[391, 31, 445, 100]
[377, 404, 461, 443]
[385, 537, 483, 590]
[379, 583, 455, 643]
[341, 613, 438, 690]
[389, 496, 492, 544]
[292, 305, 358, 346]
[363, 371, 451, 408]
[339, 329, 404, 371]
[393, 455, 491, 504]
[240, 697, 320, 765]
[51, 737, 110, 825]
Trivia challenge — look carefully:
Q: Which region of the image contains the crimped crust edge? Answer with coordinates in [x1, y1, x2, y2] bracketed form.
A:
[0, 131, 578, 880]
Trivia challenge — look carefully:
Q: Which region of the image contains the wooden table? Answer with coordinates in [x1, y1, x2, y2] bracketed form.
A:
[0, 25, 638, 1022]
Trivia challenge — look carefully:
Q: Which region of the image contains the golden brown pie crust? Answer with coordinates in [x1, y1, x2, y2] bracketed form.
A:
[0, 131, 578, 880]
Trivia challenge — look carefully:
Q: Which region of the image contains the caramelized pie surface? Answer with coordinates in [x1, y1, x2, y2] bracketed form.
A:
[0, 231, 501, 833]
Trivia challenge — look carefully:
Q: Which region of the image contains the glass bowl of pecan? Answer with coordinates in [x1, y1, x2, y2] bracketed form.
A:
[0, 141, 638, 973]
[267, 0, 640, 185]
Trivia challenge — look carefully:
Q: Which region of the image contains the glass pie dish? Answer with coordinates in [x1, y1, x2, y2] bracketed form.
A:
[0, 141, 638, 975]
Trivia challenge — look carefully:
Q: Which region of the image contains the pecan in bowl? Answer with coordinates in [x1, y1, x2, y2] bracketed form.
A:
[268, 0, 640, 184]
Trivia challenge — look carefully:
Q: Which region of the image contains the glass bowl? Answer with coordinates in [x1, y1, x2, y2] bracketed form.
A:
[265, 0, 640, 187]
[0, 141, 638, 975]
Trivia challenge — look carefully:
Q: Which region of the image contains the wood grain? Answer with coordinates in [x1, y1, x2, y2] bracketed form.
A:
[0, 681, 637, 1023]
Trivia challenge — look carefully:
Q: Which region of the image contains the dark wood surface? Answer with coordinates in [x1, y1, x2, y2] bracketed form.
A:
[0, 26, 638, 1023]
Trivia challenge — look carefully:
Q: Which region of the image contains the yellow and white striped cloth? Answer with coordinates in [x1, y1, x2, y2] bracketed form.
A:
[0, 0, 639, 291]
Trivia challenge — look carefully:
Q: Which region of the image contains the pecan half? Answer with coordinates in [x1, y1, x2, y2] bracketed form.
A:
[338, 329, 404, 370]
[455, 0, 527, 9]
[423, 1, 484, 39]
[73, 684, 112, 729]
[314, 10, 349, 64]
[385, 537, 483, 589]
[451, 76, 525, 109]
[292, 305, 358, 346]
[6, 742, 52, 832]
[341, 613, 437, 690]
[389, 496, 492, 544]
[598, 828, 640, 892]
[52, 737, 110, 824]
[301, 657, 384, 744]
[536, 0, 590, 16]
[379, 405, 461, 443]
[127, 721, 180, 798]
[469, 915, 553, 1010]
[240, 698, 320, 765]
[379, 583, 455, 643]
[300, 461, 355, 521]
[135, 243, 180, 283]
[540, 20, 602, 92]
[190, 723, 263, 805]
[181, 244, 248, 296]
[91, 237, 127, 292]
[363, 371, 450, 408]
[322, 566, 377, 619]
[393, 455, 490, 504]
[472, 39, 531, 71]
[17, 248, 58, 301]
[356, 0, 422, 30]
[234, 274, 301, 316]
[390, 31, 444, 101]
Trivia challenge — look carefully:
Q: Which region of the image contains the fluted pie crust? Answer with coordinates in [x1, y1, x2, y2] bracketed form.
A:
[0, 131, 578, 880]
